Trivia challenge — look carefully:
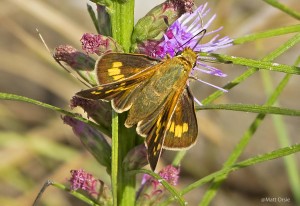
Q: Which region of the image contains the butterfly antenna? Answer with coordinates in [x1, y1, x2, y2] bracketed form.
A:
[163, 11, 206, 53]
[36, 28, 51, 54]
[192, 29, 206, 50]
[181, 9, 207, 50]
[37, 29, 92, 88]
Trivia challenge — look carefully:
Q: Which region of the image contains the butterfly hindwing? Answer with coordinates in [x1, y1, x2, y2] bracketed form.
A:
[163, 86, 198, 149]
[145, 109, 169, 171]
[144, 86, 197, 170]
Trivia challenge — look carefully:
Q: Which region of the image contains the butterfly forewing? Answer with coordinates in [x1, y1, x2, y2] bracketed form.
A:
[76, 54, 160, 103]
[111, 80, 149, 112]
[76, 78, 141, 101]
[97, 53, 159, 84]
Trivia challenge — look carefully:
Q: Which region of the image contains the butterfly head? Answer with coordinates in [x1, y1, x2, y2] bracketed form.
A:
[177, 47, 198, 70]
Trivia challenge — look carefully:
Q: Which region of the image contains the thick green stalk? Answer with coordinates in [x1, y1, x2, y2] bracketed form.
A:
[111, 0, 134, 52]
[109, 1, 136, 206]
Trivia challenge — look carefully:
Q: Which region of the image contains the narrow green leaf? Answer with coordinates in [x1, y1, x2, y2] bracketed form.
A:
[33, 180, 100, 206]
[172, 150, 187, 166]
[0, 92, 110, 136]
[162, 144, 300, 205]
[234, 144, 300, 168]
[234, 24, 300, 44]
[198, 52, 300, 75]
[96, 5, 112, 36]
[202, 32, 300, 105]
[87, 4, 100, 34]
[196, 104, 300, 116]
[197, 33, 300, 206]
[261, 56, 300, 204]
[52, 181, 101, 206]
[262, 0, 300, 19]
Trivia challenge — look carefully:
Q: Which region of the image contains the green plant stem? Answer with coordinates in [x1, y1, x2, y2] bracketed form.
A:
[161, 143, 300, 206]
[0, 93, 110, 135]
[109, 1, 136, 206]
[202, 32, 300, 105]
[190, 143, 300, 191]
[198, 52, 300, 75]
[234, 24, 300, 44]
[262, 0, 300, 20]
[33, 180, 100, 206]
[196, 104, 300, 116]
[53, 182, 101, 206]
[110, 0, 134, 52]
[111, 110, 119, 206]
[199, 33, 300, 206]
[260, 56, 300, 205]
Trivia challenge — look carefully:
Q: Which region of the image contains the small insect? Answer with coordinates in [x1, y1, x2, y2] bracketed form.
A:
[76, 37, 202, 170]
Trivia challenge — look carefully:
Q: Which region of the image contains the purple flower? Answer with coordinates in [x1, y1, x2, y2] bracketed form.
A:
[158, 165, 180, 186]
[80, 33, 104, 54]
[69, 169, 99, 195]
[165, 0, 195, 14]
[141, 165, 180, 189]
[153, 3, 233, 78]
[137, 165, 180, 202]
[80, 33, 123, 55]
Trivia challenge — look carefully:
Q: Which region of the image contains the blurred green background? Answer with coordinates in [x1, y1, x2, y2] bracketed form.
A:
[0, 0, 299, 205]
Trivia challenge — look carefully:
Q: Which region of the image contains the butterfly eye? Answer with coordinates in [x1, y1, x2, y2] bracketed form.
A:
[176, 50, 183, 55]
[163, 16, 169, 26]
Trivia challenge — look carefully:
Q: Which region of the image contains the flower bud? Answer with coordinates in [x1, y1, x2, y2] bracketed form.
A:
[80, 33, 123, 55]
[123, 144, 148, 170]
[69, 169, 112, 203]
[63, 115, 111, 172]
[70, 96, 112, 133]
[53, 45, 98, 86]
